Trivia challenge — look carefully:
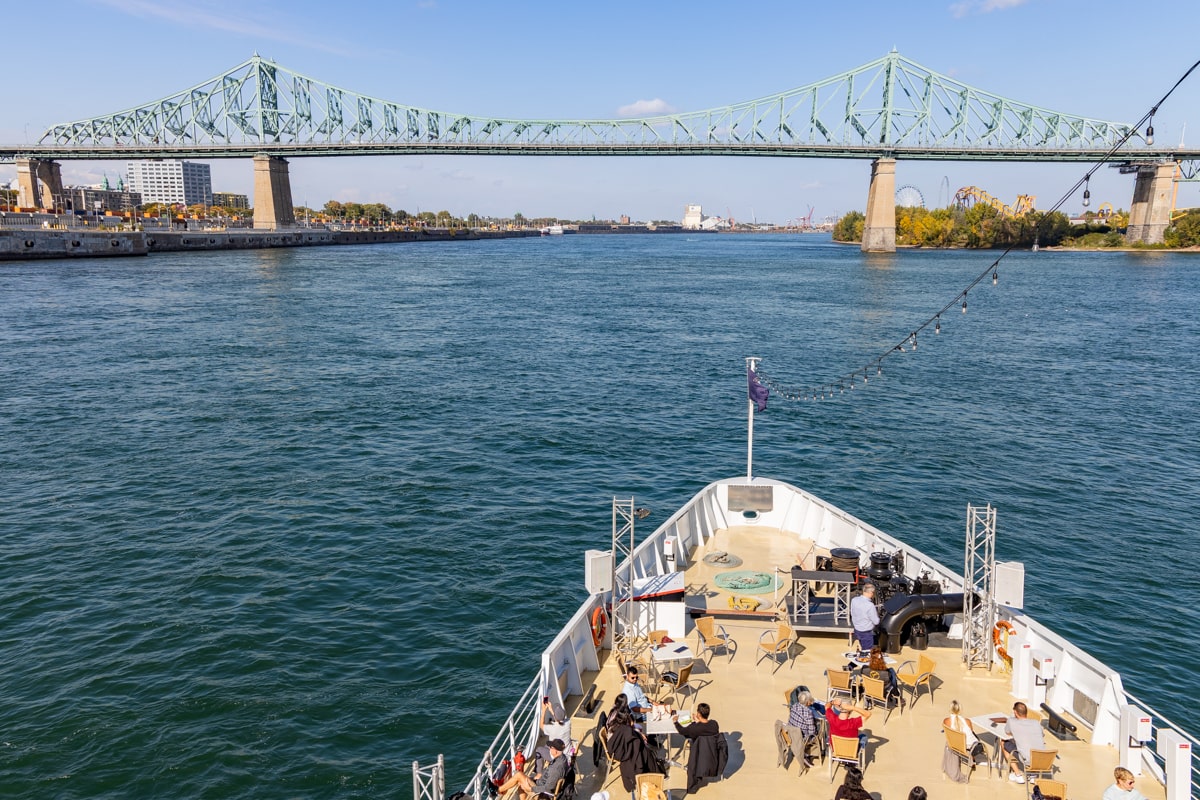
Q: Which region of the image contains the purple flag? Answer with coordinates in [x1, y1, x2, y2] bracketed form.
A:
[747, 367, 769, 412]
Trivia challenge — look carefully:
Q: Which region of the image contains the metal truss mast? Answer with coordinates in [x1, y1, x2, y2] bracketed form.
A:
[962, 503, 998, 671]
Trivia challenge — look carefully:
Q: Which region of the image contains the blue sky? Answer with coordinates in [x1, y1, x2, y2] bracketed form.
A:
[2, 0, 1198, 221]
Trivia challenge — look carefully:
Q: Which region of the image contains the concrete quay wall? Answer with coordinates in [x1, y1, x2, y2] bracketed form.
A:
[0, 228, 148, 259]
[1, 227, 540, 261]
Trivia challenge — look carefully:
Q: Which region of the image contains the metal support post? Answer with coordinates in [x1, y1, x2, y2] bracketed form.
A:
[962, 503, 997, 671]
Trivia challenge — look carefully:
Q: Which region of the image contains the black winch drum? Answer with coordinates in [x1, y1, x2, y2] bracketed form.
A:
[867, 552, 893, 580]
[829, 547, 860, 573]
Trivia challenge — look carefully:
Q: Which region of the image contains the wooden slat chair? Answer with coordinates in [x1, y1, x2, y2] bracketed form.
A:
[694, 616, 737, 665]
[943, 724, 980, 783]
[825, 668, 857, 704]
[1034, 778, 1068, 800]
[896, 654, 936, 707]
[595, 726, 623, 789]
[757, 622, 798, 673]
[1021, 749, 1059, 799]
[634, 772, 667, 800]
[828, 734, 864, 783]
[859, 676, 899, 723]
[658, 661, 709, 709]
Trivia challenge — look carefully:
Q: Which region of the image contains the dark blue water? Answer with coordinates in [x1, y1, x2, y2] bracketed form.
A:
[1, 235, 1196, 798]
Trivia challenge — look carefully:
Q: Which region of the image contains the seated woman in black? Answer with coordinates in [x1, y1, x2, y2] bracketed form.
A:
[604, 706, 660, 794]
[835, 766, 872, 800]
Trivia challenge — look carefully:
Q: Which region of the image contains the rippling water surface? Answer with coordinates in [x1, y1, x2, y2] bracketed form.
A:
[2, 235, 1197, 798]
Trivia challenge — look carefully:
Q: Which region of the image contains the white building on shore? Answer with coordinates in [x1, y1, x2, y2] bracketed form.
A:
[126, 160, 212, 207]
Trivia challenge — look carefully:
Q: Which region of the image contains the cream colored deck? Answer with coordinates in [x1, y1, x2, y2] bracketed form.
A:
[566, 525, 1162, 800]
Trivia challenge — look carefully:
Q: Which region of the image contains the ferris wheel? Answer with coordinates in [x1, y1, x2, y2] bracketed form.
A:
[895, 184, 926, 208]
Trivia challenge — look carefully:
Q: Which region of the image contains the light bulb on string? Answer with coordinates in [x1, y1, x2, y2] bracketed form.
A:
[1082, 176, 1091, 208]
[910, 333, 917, 351]
[1145, 122, 1155, 146]
[962, 293, 968, 314]
[992, 269, 998, 286]
[935, 316, 941, 334]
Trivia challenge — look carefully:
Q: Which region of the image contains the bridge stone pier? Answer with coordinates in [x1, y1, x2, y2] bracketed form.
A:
[252, 155, 296, 230]
[16, 158, 64, 211]
[1126, 162, 1176, 245]
[862, 157, 896, 252]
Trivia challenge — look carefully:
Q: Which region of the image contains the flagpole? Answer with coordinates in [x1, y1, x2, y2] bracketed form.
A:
[746, 356, 759, 480]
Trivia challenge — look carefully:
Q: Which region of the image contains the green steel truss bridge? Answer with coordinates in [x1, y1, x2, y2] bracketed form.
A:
[6, 49, 1199, 175]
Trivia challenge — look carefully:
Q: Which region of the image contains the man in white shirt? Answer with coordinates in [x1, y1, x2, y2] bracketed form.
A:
[621, 666, 661, 720]
[850, 583, 880, 652]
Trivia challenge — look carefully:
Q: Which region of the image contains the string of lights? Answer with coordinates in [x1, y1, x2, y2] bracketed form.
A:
[757, 57, 1200, 404]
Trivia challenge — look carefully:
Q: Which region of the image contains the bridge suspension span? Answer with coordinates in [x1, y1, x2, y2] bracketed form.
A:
[25, 50, 1156, 161]
[5, 50, 1196, 248]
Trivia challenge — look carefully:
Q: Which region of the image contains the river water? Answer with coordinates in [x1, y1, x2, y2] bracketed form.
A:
[1, 234, 1196, 798]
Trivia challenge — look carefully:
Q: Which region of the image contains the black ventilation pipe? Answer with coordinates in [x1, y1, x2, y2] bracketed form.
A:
[879, 593, 968, 654]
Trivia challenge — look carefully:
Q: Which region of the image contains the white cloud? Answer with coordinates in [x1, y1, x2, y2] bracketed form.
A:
[617, 99, 676, 118]
[950, 0, 1028, 17]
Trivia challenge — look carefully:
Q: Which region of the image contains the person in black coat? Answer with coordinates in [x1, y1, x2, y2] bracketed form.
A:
[672, 702, 726, 794]
[605, 707, 660, 793]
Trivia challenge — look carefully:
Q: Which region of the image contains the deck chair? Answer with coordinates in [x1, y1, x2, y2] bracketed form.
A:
[896, 654, 936, 707]
[757, 622, 798, 673]
[595, 726, 623, 789]
[634, 772, 667, 800]
[859, 676, 899, 723]
[943, 724, 981, 783]
[695, 616, 737, 664]
[658, 661, 708, 708]
[1034, 778, 1068, 800]
[1021, 749, 1059, 798]
[828, 734, 864, 783]
[825, 668, 856, 703]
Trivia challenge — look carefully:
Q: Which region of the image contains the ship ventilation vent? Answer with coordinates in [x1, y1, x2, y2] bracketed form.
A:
[1072, 689, 1098, 727]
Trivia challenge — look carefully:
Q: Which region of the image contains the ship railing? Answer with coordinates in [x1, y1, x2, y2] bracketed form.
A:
[459, 672, 544, 800]
[1121, 689, 1200, 800]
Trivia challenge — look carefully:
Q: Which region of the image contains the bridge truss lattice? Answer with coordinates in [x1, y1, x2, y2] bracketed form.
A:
[36, 51, 1152, 161]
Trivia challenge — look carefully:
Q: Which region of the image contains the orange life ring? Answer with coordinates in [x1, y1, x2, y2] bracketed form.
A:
[591, 607, 608, 647]
[993, 620, 1015, 661]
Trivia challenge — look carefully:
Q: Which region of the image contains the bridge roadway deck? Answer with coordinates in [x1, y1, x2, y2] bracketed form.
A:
[560, 524, 1160, 800]
[4, 143, 1199, 162]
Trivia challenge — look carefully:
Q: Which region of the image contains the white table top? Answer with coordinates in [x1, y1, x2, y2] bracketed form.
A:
[644, 708, 690, 735]
[651, 643, 694, 663]
[842, 652, 897, 667]
[969, 713, 1013, 740]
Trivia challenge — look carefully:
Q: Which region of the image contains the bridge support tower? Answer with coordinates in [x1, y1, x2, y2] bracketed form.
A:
[16, 158, 65, 211]
[253, 155, 296, 230]
[1126, 162, 1176, 245]
[862, 157, 896, 253]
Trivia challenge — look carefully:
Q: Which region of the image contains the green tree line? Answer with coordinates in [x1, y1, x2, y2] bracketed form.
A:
[833, 205, 1200, 248]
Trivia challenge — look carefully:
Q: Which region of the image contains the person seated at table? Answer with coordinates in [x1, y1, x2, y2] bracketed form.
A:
[786, 689, 822, 766]
[943, 700, 988, 765]
[826, 698, 871, 752]
[672, 702, 726, 795]
[867, 646, 902, 704]
[833, 766, 872, 800]
[606, 694, 629, 730]
[1103, 766, 1148, 800]
[1003, 701, 1045, 783]
[622, 666, 665, 721]
[493, 738, 568, 800]
[605, 707, 661, 794]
